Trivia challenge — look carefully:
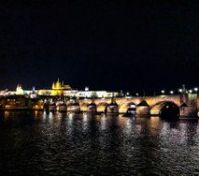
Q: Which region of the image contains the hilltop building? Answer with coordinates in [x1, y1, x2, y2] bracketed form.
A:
[51, 79, 72, 96]
[16, 85, 24, 95]
[0, 79, 119, 98]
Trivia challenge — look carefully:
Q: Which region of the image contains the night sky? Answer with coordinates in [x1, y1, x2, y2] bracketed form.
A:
[0, 1, 199, 94]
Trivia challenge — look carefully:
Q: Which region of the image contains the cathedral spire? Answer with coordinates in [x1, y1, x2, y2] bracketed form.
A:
[52, 82, 55, 90]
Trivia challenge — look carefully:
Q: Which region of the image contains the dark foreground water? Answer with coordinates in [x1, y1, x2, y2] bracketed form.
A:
[0, 111, 199, 176]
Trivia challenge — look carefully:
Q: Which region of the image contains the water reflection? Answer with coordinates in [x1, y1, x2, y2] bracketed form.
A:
[122, 117, 133, 136]
[100, 114, 107, 131]
[82, 113, 89, 131]
[0, 112, 199, 175]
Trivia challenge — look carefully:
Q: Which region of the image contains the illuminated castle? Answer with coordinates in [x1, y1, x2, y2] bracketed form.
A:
[51, 79, 72, 96]
[16, 84, 24, 95]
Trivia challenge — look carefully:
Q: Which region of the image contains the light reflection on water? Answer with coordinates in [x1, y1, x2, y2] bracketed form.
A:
[0, 111, 199, 175]
[100, 114, 107, 131]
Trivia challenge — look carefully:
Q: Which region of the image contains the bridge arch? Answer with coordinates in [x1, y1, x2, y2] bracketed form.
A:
[119, 102, 137, 113]
[79, 102, 89, 112]
[87, 102, 97, 113]
[105, 102, 119, 114]
[96, 102, 108, 113]
[150, 101, 179, 119]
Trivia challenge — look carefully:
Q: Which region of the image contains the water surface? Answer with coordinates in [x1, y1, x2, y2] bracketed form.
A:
[0, 111, 199, 176]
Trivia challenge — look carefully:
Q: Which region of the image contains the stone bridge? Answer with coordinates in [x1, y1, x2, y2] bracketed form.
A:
[79, 95, 183, 115]
[0, 94, 198, 117]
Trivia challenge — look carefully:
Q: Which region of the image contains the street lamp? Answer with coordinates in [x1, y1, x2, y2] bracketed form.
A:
[85, 87, 89, 91]
[189, 89, 193, 94]
[161, 90, 165, 94]
[194, 87, 198, 92]
[170, 90, 174, 95]
[178, 88, 183, 93]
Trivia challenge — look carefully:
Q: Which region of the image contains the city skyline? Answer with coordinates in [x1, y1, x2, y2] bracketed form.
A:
[0, 78, 198, 98]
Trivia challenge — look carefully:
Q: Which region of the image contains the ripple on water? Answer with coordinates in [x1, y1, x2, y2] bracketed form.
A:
[0, 112, 199, 176]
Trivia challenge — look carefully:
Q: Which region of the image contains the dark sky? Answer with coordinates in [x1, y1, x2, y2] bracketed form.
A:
[0, 1, 199, 94]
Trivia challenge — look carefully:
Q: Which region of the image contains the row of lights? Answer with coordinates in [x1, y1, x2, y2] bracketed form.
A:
[161, 87, 198, 95]
[129, 87, 199, 97]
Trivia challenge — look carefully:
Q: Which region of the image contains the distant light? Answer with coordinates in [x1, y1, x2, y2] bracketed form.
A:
[126, 92, 130, 96]
[136, 93, 139, 96]
[194, 87, 198, 92]
[85, 87, 89, 91]
[130, 104, 136, 108]
[170, 90, 174, 95]
[161, 90, 165, 94]
[30, 94, 37, 99]
[178, 89, 183, 93]
[189, 89, 193, 94]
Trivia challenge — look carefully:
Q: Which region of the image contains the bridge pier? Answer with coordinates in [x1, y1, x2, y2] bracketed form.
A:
[57, 103, 67, 112]
[105, 102, 119, 115]
[135, 100, 150, 117]
[180, 103, 198, 118]
[67, 103, 80, 113]
[87, 103, 97, 113]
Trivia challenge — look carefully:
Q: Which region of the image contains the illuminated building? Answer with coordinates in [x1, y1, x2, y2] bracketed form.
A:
[51, 79, 72, 96]
[37, 79, 72, 96]
[75, 90, 118, 98]
[16, 85, 24, 95]
[0, 80, 119, 98]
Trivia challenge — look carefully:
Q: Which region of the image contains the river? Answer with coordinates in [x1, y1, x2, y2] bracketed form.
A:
[0, 111, 199, 176]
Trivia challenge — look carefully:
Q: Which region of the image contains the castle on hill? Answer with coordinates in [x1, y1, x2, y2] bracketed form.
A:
[51, 79, 72, 96]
